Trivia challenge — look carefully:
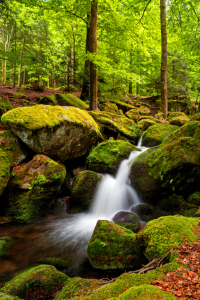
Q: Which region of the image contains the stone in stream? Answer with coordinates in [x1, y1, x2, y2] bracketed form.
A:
[112, 211, 140, 233]
[1, 105, 103, 162]
[6, 154, 66, 223]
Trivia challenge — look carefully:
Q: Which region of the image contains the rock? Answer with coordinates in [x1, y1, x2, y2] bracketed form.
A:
[131, 204, 153, 220]
[167, 112, 188, 122]
[38, 257, 71, 269]
[89, 111, 140, 141]
[0, 131, 27, 167]
[0, 237, 19, 257]
[191, 112, 200, 121]
[0, 293, 22, 300]
[136, 215, 200, 260]
[139, 119, 157, 131]
[6, 154, 66, 223]
[112, 211, 140, 232]
[109, 99, 136, 113]
[168, 112, 190, 126]
[87, 220, 145, 270]
[125, 108, 140, 122]
[142, 123, 179, 147]
[0, 265, 68, 299]
[116, 284, 176, 300]
[1, 105, 103, 162]
[38, 93, 89, 109]
[137, 105, 150, 115]
[99, 102, 119, 114]
[70, 170, 102, 213]
[130, 121, 200, 202]
[87, 140, 138, 174]
[0, 150, 10, 197]
[187, 191, 200, 206]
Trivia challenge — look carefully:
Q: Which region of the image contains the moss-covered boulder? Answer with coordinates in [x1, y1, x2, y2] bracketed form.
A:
[6, 154, 66, 223]
[167, 112, 187, 122]
[89, 111, 140, 141]
[38, 257, 71, 269]
[0, 131, 27, 167]
[99, 102, 119, 114]
[87, 220, 145, 270]
[169, 115, 190, 127]
[125, 108, 140, 122]
[0, 293, 21, 300]
[0, 237, 19, 257]
[0, 265, 68, 299]
[139, 119, 157, 131]
[113, 211, 140, 232]
[137, 105, 150, 115]
[136, 215, 200, 260]
[1, 105, 103, 162]
[87, 140, 138, 174]
[0, 150, 10, 197]
[110, 99, 136, 113]
[38, 93, 89, 109]
[116, 284, 176, 300]
[142, 123, 179, 147]
[187, 191, 200, 206]
[130, 121, 200, 202]
[191, 112, 200, 121]
[70, 170, 102, 213]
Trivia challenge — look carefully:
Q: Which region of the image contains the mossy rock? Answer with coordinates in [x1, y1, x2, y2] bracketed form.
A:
[169, 115, 190, 127]
[99, 102, 119, 114]
[130, 121, 200, 202]
[38, 93, 89, 109]
[87, 220, 145, 270]
[187, 191, 200, 205]
[0, 131, 27, 168]
[116, 284, 176, 299]
[167, 112, 188, 122]
[142, 123, 179, 147]
[113, 211, 140, 232]
[131, 204, 153, 221]
[6, 154, 66, 223]
[70, 170, 102, 213]
[136, 215, 200, 260]
[55, 277, 100, 300]
[191, 112, 200, 121]
[38, 257, 71, 269]
[89, 111, 140, 141]
[110, 99, 136, 113]
[0, 265, 68, 298]
[137, 105, 150, 115]
[0, 237, 19, 257]
[125, 108, 140, 122]
[0, 149, 10, 197]
[0, 293, 22, 300]
[1, 105, 103, 162]
[141, 119, 157, 131]
[85, 260, 182, 299]
[87, 140, 138, 174]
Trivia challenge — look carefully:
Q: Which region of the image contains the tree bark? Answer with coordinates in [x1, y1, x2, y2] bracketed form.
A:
[70, 24, 74, 85]
[89, 0, 98, 111]
[80, 14, 91, 101]
[160, 0, 168, 118]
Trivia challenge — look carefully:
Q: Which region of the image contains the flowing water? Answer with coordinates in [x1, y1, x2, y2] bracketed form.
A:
[0, 137, 148, 278]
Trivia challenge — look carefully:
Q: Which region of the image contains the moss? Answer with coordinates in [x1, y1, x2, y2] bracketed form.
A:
[0, 237, 19, 257]
[125, 108, 139, 122]
[0, 265, 68, 298]
[136, 215, 200, 260]
[0, 97, 13, 115]
[99, 102, 119, 114]
[55, 277, 100, 299]
[70, 170, 102, 212]
[167, 112, 188, 122]
[191, 112, 200, 121]
[38, 93, 89, 109]
[142, 123, 179, 147]
[0, 293, 22, 300]
[89, 111, 140, 141]
[117, 284, 176, 299]
[87, 220, 144, 270]
[86, 260, 182, 299]
[137, 105, 150, 115]
[109, 99, 136, 113]
[169, 115, 190, 127]
[0, 149, 10, 197]
[0, 131, 27, 168]
[87, 140, 139, 174]
[187, 191, 200, 205]
[38, 257, 71, 268]
[6, 155, 66, 223]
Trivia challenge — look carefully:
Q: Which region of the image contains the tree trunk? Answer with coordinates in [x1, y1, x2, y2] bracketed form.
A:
[89, 0, 98, 111]
[70, 24, 74, 86]
[160, 0, 168, 118]
[80, 14, 91, 101]
[129, 46, 133, 94]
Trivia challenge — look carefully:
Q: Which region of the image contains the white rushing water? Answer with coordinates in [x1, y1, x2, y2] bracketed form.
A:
[46, 136, 148, 265]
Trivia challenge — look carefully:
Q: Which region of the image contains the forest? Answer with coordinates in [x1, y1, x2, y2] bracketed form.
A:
[0, 0, 200, 300]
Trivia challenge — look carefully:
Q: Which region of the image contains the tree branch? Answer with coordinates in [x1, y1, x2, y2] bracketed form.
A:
[137, 0, 152, 25]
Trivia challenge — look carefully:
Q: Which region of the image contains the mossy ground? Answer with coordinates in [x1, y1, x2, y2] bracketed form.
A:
[87, 140, 138, 174]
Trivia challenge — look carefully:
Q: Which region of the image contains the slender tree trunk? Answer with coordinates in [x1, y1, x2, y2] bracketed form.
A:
[23, 65, 25, 85]
[70, 24, 74, 86]
[89, 0, 98, 111]
[129, 46, 133, 94]
[80, 13, 91, 101]
[13, 22, 17, 88]
[160, 0, 168, 118]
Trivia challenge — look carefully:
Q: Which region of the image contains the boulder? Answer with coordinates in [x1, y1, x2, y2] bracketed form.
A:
[0, 131, 27, 167]
[6, 154, 66, 223]
[168, 112, 190, 126]
[136, 215, 200, 260]
[112, 211, 140, 232]
[142, 123, 179, 147]
[87, 140, 138, 174]
[0, 265, 68, 299]
[1, 105, 103, 162]
[38, 93, 89, 109]
[137, 105, 150, 115]
[109, 99, 136, 113]
[0, 293, 22, 300]
[130, 121, 200, 202]
[87, 220, 145, 270]
[0, 150, 10, 197]
[99, 102, 120, 114]
[131, 204, 153, 221]
[187, 191, 200, 206]
[70, 170, 102, 213]
[125, 108, 140, 122]
[139, 119, 157, 131]
[191, 112, 200, 121]
[167, 112, 188, 122]
[89, 111, 140, 142]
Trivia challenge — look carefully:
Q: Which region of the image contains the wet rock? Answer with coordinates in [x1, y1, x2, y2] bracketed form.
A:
[112, 211, 140, 232]
[1, 105, 103, 162]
